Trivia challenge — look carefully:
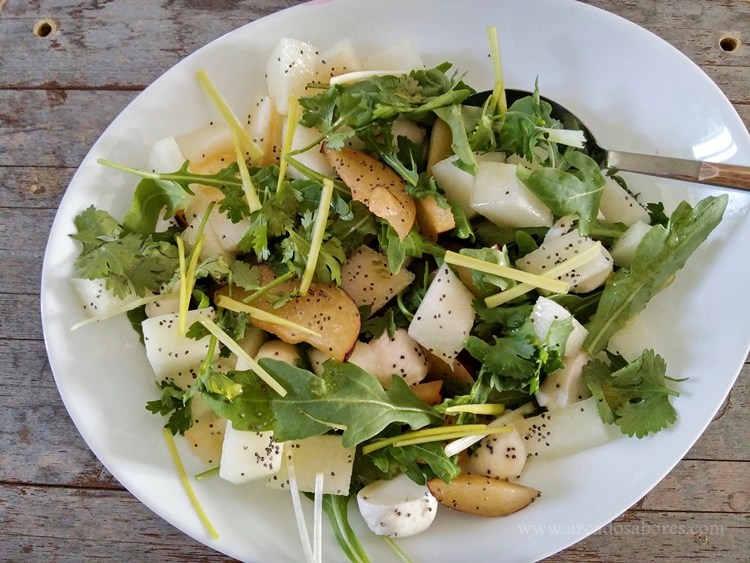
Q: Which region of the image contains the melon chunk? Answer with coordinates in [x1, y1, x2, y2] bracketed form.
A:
[145, 295, 181, 318]
[283, 123, 336, 180]
[266, 38, 319, 115]
[185, 394, 227, 466]
[175, 123, 236, 175]
[464, 427, 527, 480]
[370, 328, 429, 388]
[219, 421, 284, 484]
[141, 308, 217, 381]
[610, 220, 652, 268]
[471, 161, 553, 228]
[530, 296, 587, 357]
[323, 146, 416, 240]
[267, 434, 356, 495]
[516, 231, 613, 294]
[599, 176, 650, 226]
[254, 340, 300, 366]
[537, 351, 592, 410]
[543, 215, 577, 242]
[408, 264, 475, 363]
[245, 92, 284, 166]
[218, 266, 360, 362]
[362, 39, 424, 72]
[71, 278, 141, 317]
[181, 211, 230, 263]
[431, 153, 506, 220]
[514, 397, 621, 460]
[316, 39, 362, 82]
[340, 246, 415, 314]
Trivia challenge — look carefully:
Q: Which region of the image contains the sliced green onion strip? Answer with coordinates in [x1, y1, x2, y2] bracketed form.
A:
[216, 294, 318, 337]
[393, 426, 512, 449]
[300, 179, 334, 294]
[444, 250, 568, 294]
[196, 315, 287, 396]
[232, 129, 262, 212]
[486, 26, 508, 117]
[70, 292, 178, 331]
[277, 97, 301, 194]
[196, 69, 261, 162]
[444, 403, 535, 457]
[176, 236, 189, 335]
[362, 424, 488, 455]
[484, 242, 603, 308]
[445, 404, 506, 416]
[195, 466, 220, 480]
[162, 428, 219, 540]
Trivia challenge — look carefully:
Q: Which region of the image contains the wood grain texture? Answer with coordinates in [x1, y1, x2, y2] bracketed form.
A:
[0, 0, 748, 562]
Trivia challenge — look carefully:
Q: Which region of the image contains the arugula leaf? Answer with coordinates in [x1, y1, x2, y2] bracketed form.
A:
[459, 246, 515, 297]
[515, 230, 538, 259]
[201, 369, 274, 432]
[360, 307, 400, 340]
[378, 223, 445, 274]
[261, 359, 442, 447]
[123, 178, 186, 236]
[647, 201, 670, 227]
[126, 304, 148, 344]
[516, 151, 605, 236]
[146, 381, 193, 435]
[449, 200, 474, 241]
[433, 104, 477, 174]
[549, 291, 603, 324]
[328, 202, 378, 255]
[369, 442, 460, 485]
[583, 349, 678, 437]
[472, 301, 532, 339]
[317, 494, 372, 563]
[473, 220, 548, 249]
[585, 196, 728, 355]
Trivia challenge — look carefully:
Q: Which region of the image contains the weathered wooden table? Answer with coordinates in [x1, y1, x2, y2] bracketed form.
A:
[1, 1, 748, 561]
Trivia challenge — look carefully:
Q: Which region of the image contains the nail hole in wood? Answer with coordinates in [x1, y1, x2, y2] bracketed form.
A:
[33, 19, 57, 38]
[719, 34, 741, 53]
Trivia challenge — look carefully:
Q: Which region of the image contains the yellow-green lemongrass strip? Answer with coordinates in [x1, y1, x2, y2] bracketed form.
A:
[444, 250, 568, 294]
[287, 456, 315, 563]
[176, 236, 189, 335]
[486, 26, 507, 117]
[196, 69, 262, 162]
[277, 96, 302, 194]
[178, 235, 205, 336]
[383, 537, 415, 563]
[444, 403, 536, 457]
[445, 404, 506, 416]
[362, 424, 488, 455]
[537, 127, 586, 149]
[162, 428, 220, 541]
[242, 271, 296, 304]
[330, 70, 409, 86]
[313, 472, 324, 563]
[195, 466, 220, 481]
[300, 178, 334, 295]
[216, 294, 318, 337]
[70, 292, 179, 331]
[393, 426, 513, 449]
[484, 241, 604, 308]
[196, 315, 287, 396]
[231, 129, 262, 213]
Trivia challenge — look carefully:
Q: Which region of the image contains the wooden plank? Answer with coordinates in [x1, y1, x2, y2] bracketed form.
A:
[0, 208, 56, 295]
[0, 166, 71, 209]
[0, 485, 236, 563]
[0, 295, 43, 340]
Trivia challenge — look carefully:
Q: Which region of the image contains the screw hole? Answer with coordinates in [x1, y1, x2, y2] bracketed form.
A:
[719, 34, 741, 53]
[33, 19, 57, 38]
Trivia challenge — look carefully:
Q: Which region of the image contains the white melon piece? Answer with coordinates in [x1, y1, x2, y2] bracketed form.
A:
[175, 122, 235, 175]
[599, 176, 650, 226]
[255, 340, 300, 365]
[245, 92, 284, 166]
[267, 434, 356, 495]
[362, 39, 424, 72]
[181, 212, 228, 262]
[185, 394, 227, 466]
[471, 161, 553, 228]
[239, 325, 267, 358]
[610, 220, 652, 269]
[71, 278, 140, 317]
[544, 215, 577, 242]
[408, 264, 475, 363]
[517, 231, 614, 294]
[506, 154, 544, 172]
[145, 295, 181, 318]
[316, 39, 362, 82]
[357, 473, 438, 538]
[348, 340, 383, 379]
[340, 246, 415, 314]
[464, 427, 527, 480]
[219, 421, 284, 484]
[266, 38, 319, 115]
[141, 308, 217, 381]
[431, 153, 505, 219]
[530, 296, 587, 357]
[206, 209, 250, 256]
[514, 397, 621, 460]
[371, 328, 429, 388]
[537, 351, 592, 410]
[607, 315, 657, 362]
[392, 115, 426, 146]
[308, 347, 330, 376]
[282, 123, 336, 180]
[147, 136, 186, 174]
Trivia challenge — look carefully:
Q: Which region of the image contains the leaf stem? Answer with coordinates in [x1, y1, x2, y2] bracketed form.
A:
[195, 466, 221, 480]
[216, 294, 318, 337]
[242, 271, 296, 304]
[300, 179, 334, 294]
[396, 292, 414, 321]
[383, 537, 414, 563]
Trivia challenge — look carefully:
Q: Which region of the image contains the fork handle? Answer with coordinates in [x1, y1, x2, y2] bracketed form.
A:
[698, 162, 750, 190]
[606, 150, 750, 192]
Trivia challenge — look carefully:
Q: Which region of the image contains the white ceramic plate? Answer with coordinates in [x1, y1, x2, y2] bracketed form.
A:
[41, 1, 750, 561]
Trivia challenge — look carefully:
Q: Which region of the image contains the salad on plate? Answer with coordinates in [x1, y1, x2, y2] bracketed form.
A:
[67, 27, 727, 563]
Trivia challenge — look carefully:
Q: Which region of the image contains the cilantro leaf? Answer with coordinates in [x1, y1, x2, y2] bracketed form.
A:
[261, 359, 442, 447]
[231, 261, 262, 291]
[585, 195, 728, 355]
[583, 349, 679, 438]
[281, 227, 347, 285]
[472, 300, 532, 339]
[647, 201, 670, 227]
[460, 246, 515, 297]
[146, 381, 193, 435]
[378, 223, 445, 274]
